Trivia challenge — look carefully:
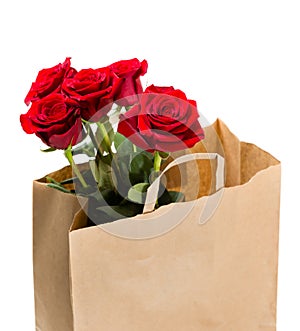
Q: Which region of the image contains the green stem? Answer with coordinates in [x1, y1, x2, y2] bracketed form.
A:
[153, 151, 162, 208]
[64, 148, 88, 188]
[97, 122, 113, 157]
[83, 121, 103, 166]
[153, 151, 162, 172]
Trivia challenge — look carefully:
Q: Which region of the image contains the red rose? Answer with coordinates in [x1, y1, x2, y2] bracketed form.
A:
[24, 58, 75, 106]
[20, 94, 83, 149]
[117, 85, 204, 152]
[109, 58, 148, 107]
[62, 67, 121, 121]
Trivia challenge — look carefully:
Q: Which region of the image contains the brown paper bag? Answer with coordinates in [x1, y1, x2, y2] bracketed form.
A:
[33, 119, 280, 331]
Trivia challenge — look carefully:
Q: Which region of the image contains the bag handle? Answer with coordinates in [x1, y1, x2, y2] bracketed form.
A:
[143, 153, 225, 214]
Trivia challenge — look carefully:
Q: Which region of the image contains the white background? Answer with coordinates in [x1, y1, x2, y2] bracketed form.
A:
[1, 0, 299, 329]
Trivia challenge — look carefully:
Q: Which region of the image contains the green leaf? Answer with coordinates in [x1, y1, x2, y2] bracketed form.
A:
[95, 120, 115, 153]
[71, 141, 95, 157]
[157, 188, 172, 206]
[77, 189, 104, 201]
[129, 152, 154, 185]
[89, 160, 100, 182]
[111, 154, 133, 197]
[47, 183, 74, 194]
[41, 147, 56, 153]
[113, 132, 126, 150]
[75, 184, 98, 196]
[159, 151, 170, 160]
[94, 202, 143, 224]
[157, 189, 185, 207]
[168, 191, 185, 203]
[47, 176, 77, 188]
[60, 177, 78, 185]
[127, 183, 150, 204]
[115, 135, 134, 155]
[46, 176, 61, 185]
[99, 189, 119, 204]
[98, 155, 114, 191]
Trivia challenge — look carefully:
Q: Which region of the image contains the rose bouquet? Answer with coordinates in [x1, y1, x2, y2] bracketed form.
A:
[22, 58, 281, 331]
[20, 57, 205, 224]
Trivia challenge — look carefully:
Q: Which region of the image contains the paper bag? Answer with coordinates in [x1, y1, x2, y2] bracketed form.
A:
[33, 119, 280, 331]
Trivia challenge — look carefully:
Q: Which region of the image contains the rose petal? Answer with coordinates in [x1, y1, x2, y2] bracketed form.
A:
[41, 116, 83, 149]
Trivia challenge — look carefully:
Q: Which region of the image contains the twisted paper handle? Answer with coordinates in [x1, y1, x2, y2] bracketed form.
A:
[143, 153, 225, 214]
